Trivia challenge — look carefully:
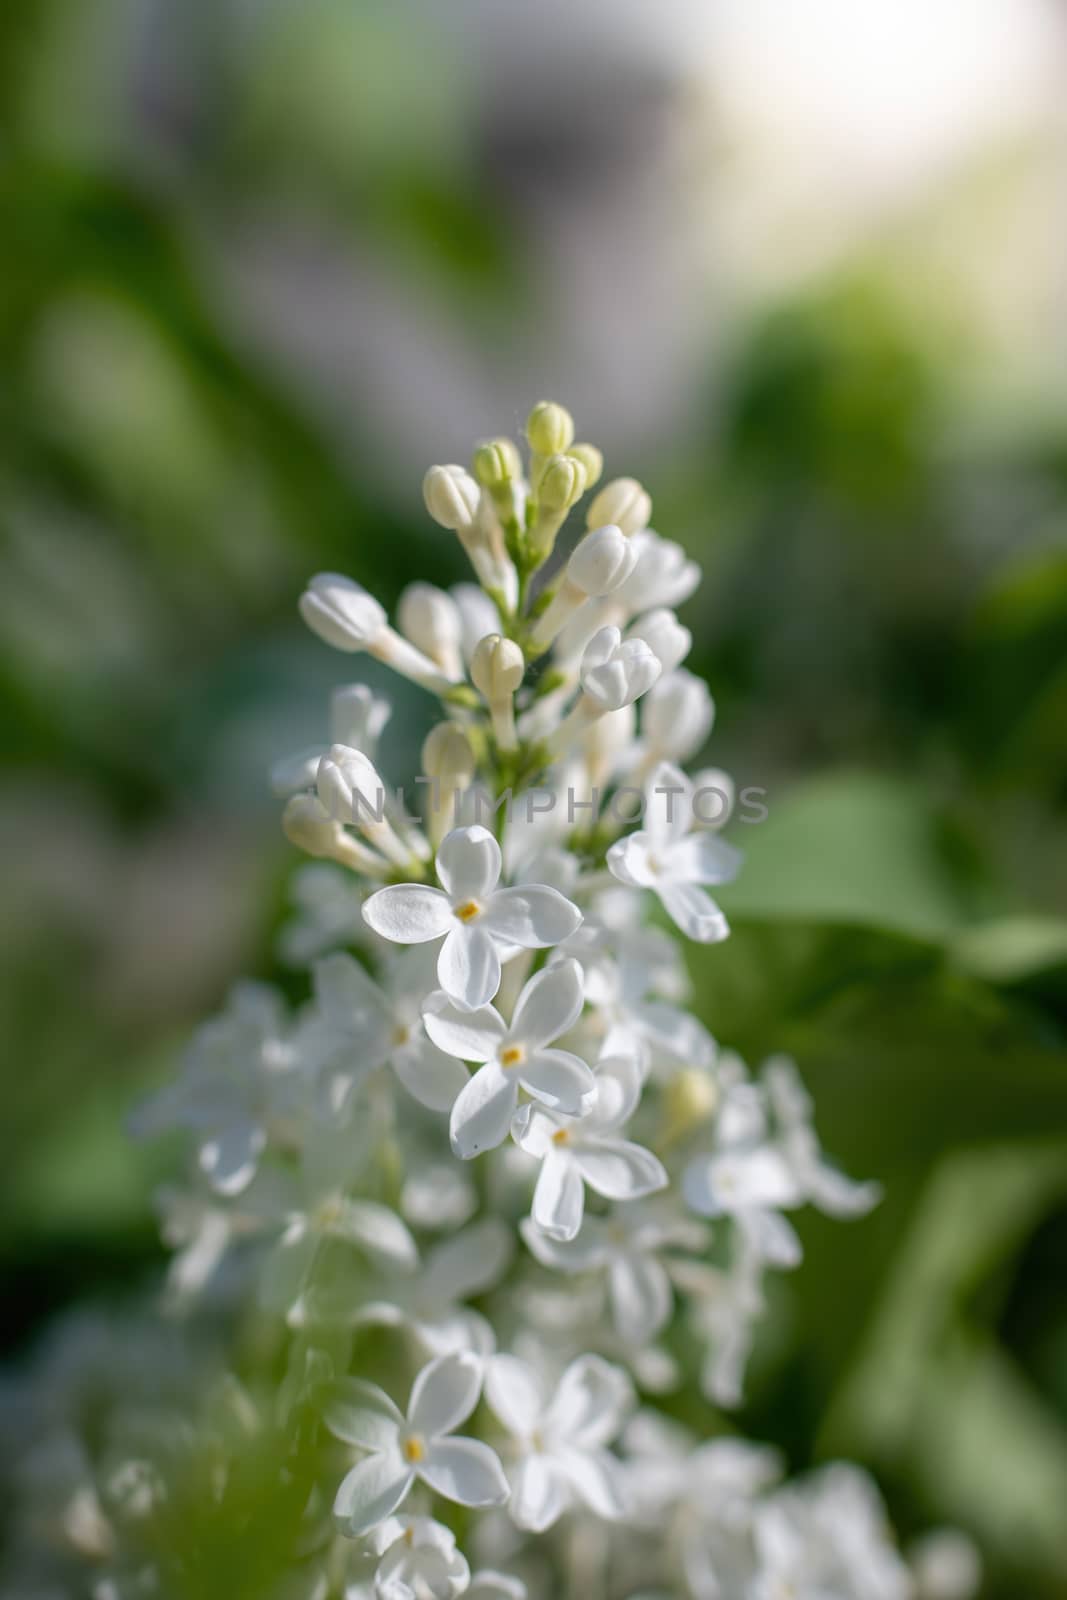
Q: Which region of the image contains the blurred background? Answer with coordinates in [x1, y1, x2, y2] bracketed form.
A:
[2, 1, 1067, 1595]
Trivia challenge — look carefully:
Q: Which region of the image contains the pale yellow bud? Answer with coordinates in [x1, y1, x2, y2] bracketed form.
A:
[422, 722, 476, 785]
[470, 633, 524, 753]
[568, 442, 603, 489]
[470, 633, 525, 701]
[662, 1067, 719, 1144]
[587, 475, 651, 536]
[526, 400, 574, 457]
[472, 438, 522, 490]
[538, 453, 587, 513]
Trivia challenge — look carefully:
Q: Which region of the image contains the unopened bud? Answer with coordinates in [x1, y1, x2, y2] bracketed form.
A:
[567, 524, 637, 597]
[663, 1067, 719, 1142]
[470, 633, 524, 753]
[470, 633, 525, 702]
[423, 464, 480, 532]
[587, 476, 651, 536]
[538, 453, 586, 513]
[472, 438, 522, 490]
[526, 400, 575, 457]
[422, 722, 476, 786]
[627, 607, 692, 673]
[422, 722, 477, 845]
[397, 582, 463, 679]
[580, 625, 661, 712]
[283, 794, 345, 858]
[282, 794, 387, 876]
[568, 442, 603, 489]
[299, 573, 386, 652]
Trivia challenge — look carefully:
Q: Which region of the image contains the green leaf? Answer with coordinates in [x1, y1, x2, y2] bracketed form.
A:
[719, 773, 980, 940]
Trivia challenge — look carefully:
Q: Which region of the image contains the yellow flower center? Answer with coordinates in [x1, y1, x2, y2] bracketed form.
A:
[391, 1022, 411, 1047]
[500, 1045, 525, 1068]
[551, 1128, 570, 1146]
[402, 1434, 426, 1464]
[454, 899, 482, 923]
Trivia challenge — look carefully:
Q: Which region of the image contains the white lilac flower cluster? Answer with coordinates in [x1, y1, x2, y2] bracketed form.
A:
[14, 403, 975, 1600]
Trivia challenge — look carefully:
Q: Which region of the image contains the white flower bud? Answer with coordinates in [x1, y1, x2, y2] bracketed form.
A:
[422, 464, 479, 532]
[580, 625, 661, 712]
[299, 573, 386, 652]
[451, 583, 502, 665]
[627, 607, 692, 673]
[527, 525, 637, 655]
[282, 794, 385, 875]
[587, 476, 651, 536]
[642, 670, 714, 761]
[526, 400, 575, 457]
[470, 633, 525, 702]
[422, 722, 476, 786]
[689, 766, 735, 829]
[317, 745, 419, 868]
[614, 531, 701, 615]
[397, 582, 464, 679]
[470, 633, 525, 753]
[567, 524, 636, 597]
[330, 683, 391, 754]
[422, 722, 477, 846]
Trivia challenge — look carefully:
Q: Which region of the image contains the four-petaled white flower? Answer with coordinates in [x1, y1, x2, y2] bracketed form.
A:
[521, 1200, 710, 1347]
[363, 825, 582, 1010]
[422, 959, 595, 1158]
[485, 1353, 632, 1531]
[607, 761, 742, 943]
[370, 1515, 470, 1600]
[324, 1351, 509, 1537]
[311, 948, 471, 1113]
[512, 1056, 668, 1241]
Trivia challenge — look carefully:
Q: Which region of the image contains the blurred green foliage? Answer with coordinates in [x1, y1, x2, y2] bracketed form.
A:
[2, 4, 1067, 1598]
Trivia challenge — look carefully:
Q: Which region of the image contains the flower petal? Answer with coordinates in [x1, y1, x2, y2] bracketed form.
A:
[199, 1119, 265, 1197]
[531, 1149, 585, 1241]
[643, 761, 692, 850]
[546, 1355, 633, 1451]
[408, 1350, 483, 1437]
[332, 1200, 419, 1270]
[333, 1453, 413, 1536]
[556, 1446, 627, 1519]
[608, 1253, 672, 1345]
[682, 1147, 800, 1217]
[657, 883, 729, 944]
[509, 958, 584, 1051]
[422, 993, 506, 1062]
[323, 1377, 403, 1448]
[418, 1437, 509, 1507]
[664, 832, 743, 887]
[363, 885, 453, 944]
[509, 1453, 569, 1532]
[438, 924, 501, 1011]
[313, 951, 389, 1024]
[436, 825, 502, 901]
[449, 1063, 517, 1159]
[484, 886, 582, 948]
[520, 1049, 595, 1114]
[392, 1035, 471, 1112]
[573, 1139, 667, 1202]
[605, 833, 656, 890]
[484, 1354, 545, 1437]
[423, 1218, 514, 1302]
